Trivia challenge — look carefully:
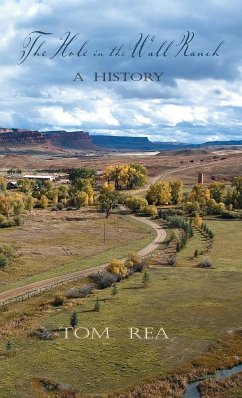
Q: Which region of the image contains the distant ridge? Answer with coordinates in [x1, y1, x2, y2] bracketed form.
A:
[0, 128, 95, 149]
[0, 127, 241, 151]
[91, 135, 242, 150]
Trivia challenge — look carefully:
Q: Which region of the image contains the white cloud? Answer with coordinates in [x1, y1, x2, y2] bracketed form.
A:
[0, 0, 242, 142]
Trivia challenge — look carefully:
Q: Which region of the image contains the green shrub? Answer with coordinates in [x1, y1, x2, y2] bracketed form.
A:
[14, 216, 24, 226]
[0, 254, 8, 268]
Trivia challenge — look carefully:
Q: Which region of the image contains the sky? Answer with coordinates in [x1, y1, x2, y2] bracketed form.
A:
[1, 0, 242, 143]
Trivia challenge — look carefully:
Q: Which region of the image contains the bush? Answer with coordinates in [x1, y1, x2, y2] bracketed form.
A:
[197, 260, 213, 268]
[0, 254, 8, 268]
[57, 202, 64, 210]
[52, 294, 65, 307]
[0, 244, 15, 258]
[66, 284, 93, 299]
[14, 216, 24, 226]
[125, 252, 141, 268]
[91, 271, 119, 289]
[31, 327, 56, 340]
[107, 259, 128, 276]
[133, 262, 145, 273]
[142, 205, 158, 216]
[0, 218, 14, 228]
[52, 203, 65, 211]
[220, 210, 242, 219]
[167, 255, 176, 267]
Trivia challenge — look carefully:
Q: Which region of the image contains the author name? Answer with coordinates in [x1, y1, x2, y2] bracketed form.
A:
[60, 326, 170, 340]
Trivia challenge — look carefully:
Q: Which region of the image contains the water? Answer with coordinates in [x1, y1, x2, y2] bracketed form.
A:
[114, 151, 160, 156]
[182, 363, 242, 398]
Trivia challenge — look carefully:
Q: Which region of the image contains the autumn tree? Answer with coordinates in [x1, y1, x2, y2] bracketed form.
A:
[25, 195, 35, 212]
[193, 213, 203, 228]
[58, 185, 69, 206]
[107, 259, 128, 276]
[40, 195, 49, 209]
[0, 177, 7, 192]
[103, 164, 147, 190]
[17, 178, 36, 194]
[170, 180, 183, 204]
[125, 196, 148, 213]
[0, 194, 14, 217]
[209, 182, 225, 202]
[231, 176, 242, 208]
[146, 181, 171, 205]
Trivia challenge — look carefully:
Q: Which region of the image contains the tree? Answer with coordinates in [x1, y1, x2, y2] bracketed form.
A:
[6, 341, 11, 352]
[112, 283, 118, 296]
[209, 182, 225, 202]
[146, 181, 171, 205]
[17, 178, 36, 194]
[0, 193, 14, 218]
[0, 177, 7, 192]
[193, 213, 203, 227]
[142, 271, 150, 288]
[99, 190, 122, 218]
[70, 311, 78, 328]
[107, 259, 128, 276]
[125, 196, 148, 213]
[194, 249, 199, 257]
[103, 164, 147, 190]
[58, 185, 69, 206]
[231, 177, 242, 208]
[69, 167, 96, 184]
[170, 180, 183, 204]
[94, 298, 101, 312]
[125, 252, 141, 269]
[12, 194, 25, 215]
[69, 189, 88, 208]
[40, 195, 49, 209]
[0, 254, 8, 268]
[142, 205, 158, 216]
[25, 195, 35, 212]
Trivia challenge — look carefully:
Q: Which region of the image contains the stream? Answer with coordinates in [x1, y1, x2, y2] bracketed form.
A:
[182, 363, 242, 398]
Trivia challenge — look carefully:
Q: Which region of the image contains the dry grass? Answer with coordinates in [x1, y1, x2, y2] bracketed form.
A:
[0, 208, 153, 290]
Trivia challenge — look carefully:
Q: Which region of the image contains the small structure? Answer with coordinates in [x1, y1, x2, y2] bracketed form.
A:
[198, 173, 204, 184]
[23, 175, 55, 181]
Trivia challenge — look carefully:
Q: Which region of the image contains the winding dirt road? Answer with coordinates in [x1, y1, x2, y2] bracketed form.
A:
[0, 215, 166, 305]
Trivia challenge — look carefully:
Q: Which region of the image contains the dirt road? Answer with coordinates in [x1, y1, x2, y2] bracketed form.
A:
[0, 216, 166, 305]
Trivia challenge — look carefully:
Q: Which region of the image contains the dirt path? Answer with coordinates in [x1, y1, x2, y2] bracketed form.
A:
[0, 216, 166, 305]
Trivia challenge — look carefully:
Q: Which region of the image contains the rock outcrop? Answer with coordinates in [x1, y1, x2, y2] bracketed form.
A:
[0, 128, 95, 149]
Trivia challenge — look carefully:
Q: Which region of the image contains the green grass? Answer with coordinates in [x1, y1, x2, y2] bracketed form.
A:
[177, 218, 242, 272]
[0, 218, 241, 397]
[0, 266, 242, 397]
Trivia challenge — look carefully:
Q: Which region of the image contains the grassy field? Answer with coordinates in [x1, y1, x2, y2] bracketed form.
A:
[0, 212, 241, 397]
[0, 250, 241, 396]
[177, 218, 242, 271]
[0, 208, 155, 292]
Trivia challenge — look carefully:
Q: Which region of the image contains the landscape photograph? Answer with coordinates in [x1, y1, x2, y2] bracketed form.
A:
[0, 1, 242, 398]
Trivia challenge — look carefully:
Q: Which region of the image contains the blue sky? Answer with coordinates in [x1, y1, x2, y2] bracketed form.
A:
[1, 0, 242, 143]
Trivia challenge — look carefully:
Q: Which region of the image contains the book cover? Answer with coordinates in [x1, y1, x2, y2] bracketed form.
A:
[0, 1, 242, 397]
